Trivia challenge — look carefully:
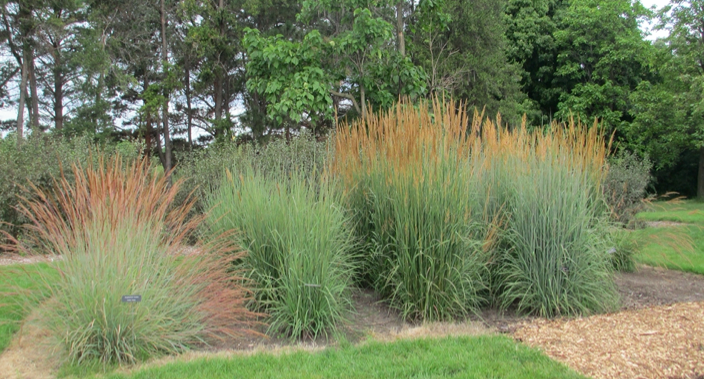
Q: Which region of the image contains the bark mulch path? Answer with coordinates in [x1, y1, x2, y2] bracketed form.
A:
[515, 302, 704, 379]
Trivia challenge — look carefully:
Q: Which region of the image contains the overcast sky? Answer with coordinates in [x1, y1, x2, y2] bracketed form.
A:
[0, 0, 680, 125]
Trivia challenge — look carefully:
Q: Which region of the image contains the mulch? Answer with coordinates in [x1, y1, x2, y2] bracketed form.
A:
[514, 301, 704, 379]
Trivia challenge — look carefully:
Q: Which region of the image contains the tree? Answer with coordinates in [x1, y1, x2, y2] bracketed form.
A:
[33, 0, 86, 131]
[409, 0, 527, 123]
[244, 0, 428, 135]
[505, 0, 655, 130]
[631, 0, 704, 198]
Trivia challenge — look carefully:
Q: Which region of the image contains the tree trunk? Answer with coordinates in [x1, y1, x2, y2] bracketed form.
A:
[698, 146, 704, 199]
[17, 57, 28, 144]
[360, 84, 366, 119]
[29, 52, 40, 130]
[396, 2, 405, 57]
[214, 76, 223, 137]
[213, 0, 225, 140]
[53, 42, 63, 130]
[160, 0, 172, 176]
[185, 62, 193, 148]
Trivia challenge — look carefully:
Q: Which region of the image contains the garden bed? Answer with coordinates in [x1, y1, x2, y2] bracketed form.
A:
[2, 262, 704, 379]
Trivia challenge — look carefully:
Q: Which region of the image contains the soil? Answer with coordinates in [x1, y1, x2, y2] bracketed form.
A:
[616, 265, 704, 309]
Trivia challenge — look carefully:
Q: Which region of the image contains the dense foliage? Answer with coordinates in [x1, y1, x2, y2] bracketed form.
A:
[0, 134, 143, 241]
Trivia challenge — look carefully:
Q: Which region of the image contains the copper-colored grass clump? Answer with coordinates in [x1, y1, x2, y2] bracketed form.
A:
[1, 156, 258, 364]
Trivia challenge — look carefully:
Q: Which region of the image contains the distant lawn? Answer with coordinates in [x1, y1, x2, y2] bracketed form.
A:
[632, 225, 704, 275]
[633, 200, 704, 275]
[637, 200, 704, 225]
[0, 262, 55, 353]
[99, 336, 584, 379]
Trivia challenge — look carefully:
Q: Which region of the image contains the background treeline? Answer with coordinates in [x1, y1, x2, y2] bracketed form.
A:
[1, 0, 703, 197]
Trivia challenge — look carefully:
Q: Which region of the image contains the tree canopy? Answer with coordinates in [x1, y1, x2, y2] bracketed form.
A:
[2, 0, 704, 197]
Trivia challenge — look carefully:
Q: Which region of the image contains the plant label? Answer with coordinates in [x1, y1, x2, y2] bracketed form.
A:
[121, 295, 142, 303]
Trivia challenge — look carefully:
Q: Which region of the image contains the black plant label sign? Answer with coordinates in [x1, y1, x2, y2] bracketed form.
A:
[121, 295, 142, 303]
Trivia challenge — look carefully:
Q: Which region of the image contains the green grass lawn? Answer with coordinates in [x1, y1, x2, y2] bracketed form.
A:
[636, 200, 704, 225]
[634, 200, 704, 274]
[0, 262, 55, 353]
[631, 225, 704, 275]
[98, 336, 584, 379]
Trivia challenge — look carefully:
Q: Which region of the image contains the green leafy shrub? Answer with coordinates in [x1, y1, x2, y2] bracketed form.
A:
[2, 157, 255, 365]
[206, 168, 356, 339]
[603, 150, 653, 226]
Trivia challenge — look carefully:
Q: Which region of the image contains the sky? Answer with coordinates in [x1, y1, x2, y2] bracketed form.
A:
[0, 0, 679, 126]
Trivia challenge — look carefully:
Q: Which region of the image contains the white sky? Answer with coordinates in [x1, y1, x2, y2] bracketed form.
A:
[0, 0, 678, 126]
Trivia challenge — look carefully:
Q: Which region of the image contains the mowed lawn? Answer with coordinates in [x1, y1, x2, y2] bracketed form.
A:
[0, 262, 55, 353]
[100, 336, 585, 379]
[635, 200, 704, 275]
[637, 200, 704, 225]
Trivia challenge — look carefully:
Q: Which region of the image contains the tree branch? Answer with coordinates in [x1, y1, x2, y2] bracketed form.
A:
[330, 90, 361, 114]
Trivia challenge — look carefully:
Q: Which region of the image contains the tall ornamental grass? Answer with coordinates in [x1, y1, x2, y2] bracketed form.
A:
[334, 99, 619, 319]
[334, 100, 494, 321]
[494, 150, 619, 316]
[1, 157, 255, 365]
[477, 117, 619, 316]
[206, 168, 357, 339]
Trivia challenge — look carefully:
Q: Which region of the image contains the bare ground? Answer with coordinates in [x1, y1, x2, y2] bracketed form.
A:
[0, 312, 62, 379]
[0, 254, 60, 266]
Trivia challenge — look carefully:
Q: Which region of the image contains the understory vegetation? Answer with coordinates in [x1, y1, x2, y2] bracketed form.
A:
[335, 100, 620, 319]
[206, 168, 356, 339]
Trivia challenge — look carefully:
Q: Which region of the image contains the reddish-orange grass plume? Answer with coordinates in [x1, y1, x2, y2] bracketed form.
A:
[1, 156, 258, 365]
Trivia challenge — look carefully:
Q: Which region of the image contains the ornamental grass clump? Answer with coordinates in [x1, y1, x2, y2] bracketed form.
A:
[1, 157, 256, 365]
[334, 98, 620, 319]
[333, 100, 494, 321]
[481, 117, 619, 317]
[206, 168, 357, 339]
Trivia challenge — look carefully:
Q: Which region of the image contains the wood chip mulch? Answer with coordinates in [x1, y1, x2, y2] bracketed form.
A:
[514, 302, 704, 379]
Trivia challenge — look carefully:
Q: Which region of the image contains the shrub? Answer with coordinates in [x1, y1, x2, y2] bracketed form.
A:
[603, 150, 653, 226]
[0, 134, 142, 242]
[334, 100, 493, 321]
[1, 157, 255, 365]
[206, 168, 356, 339]
[174, 131, 328, 217]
